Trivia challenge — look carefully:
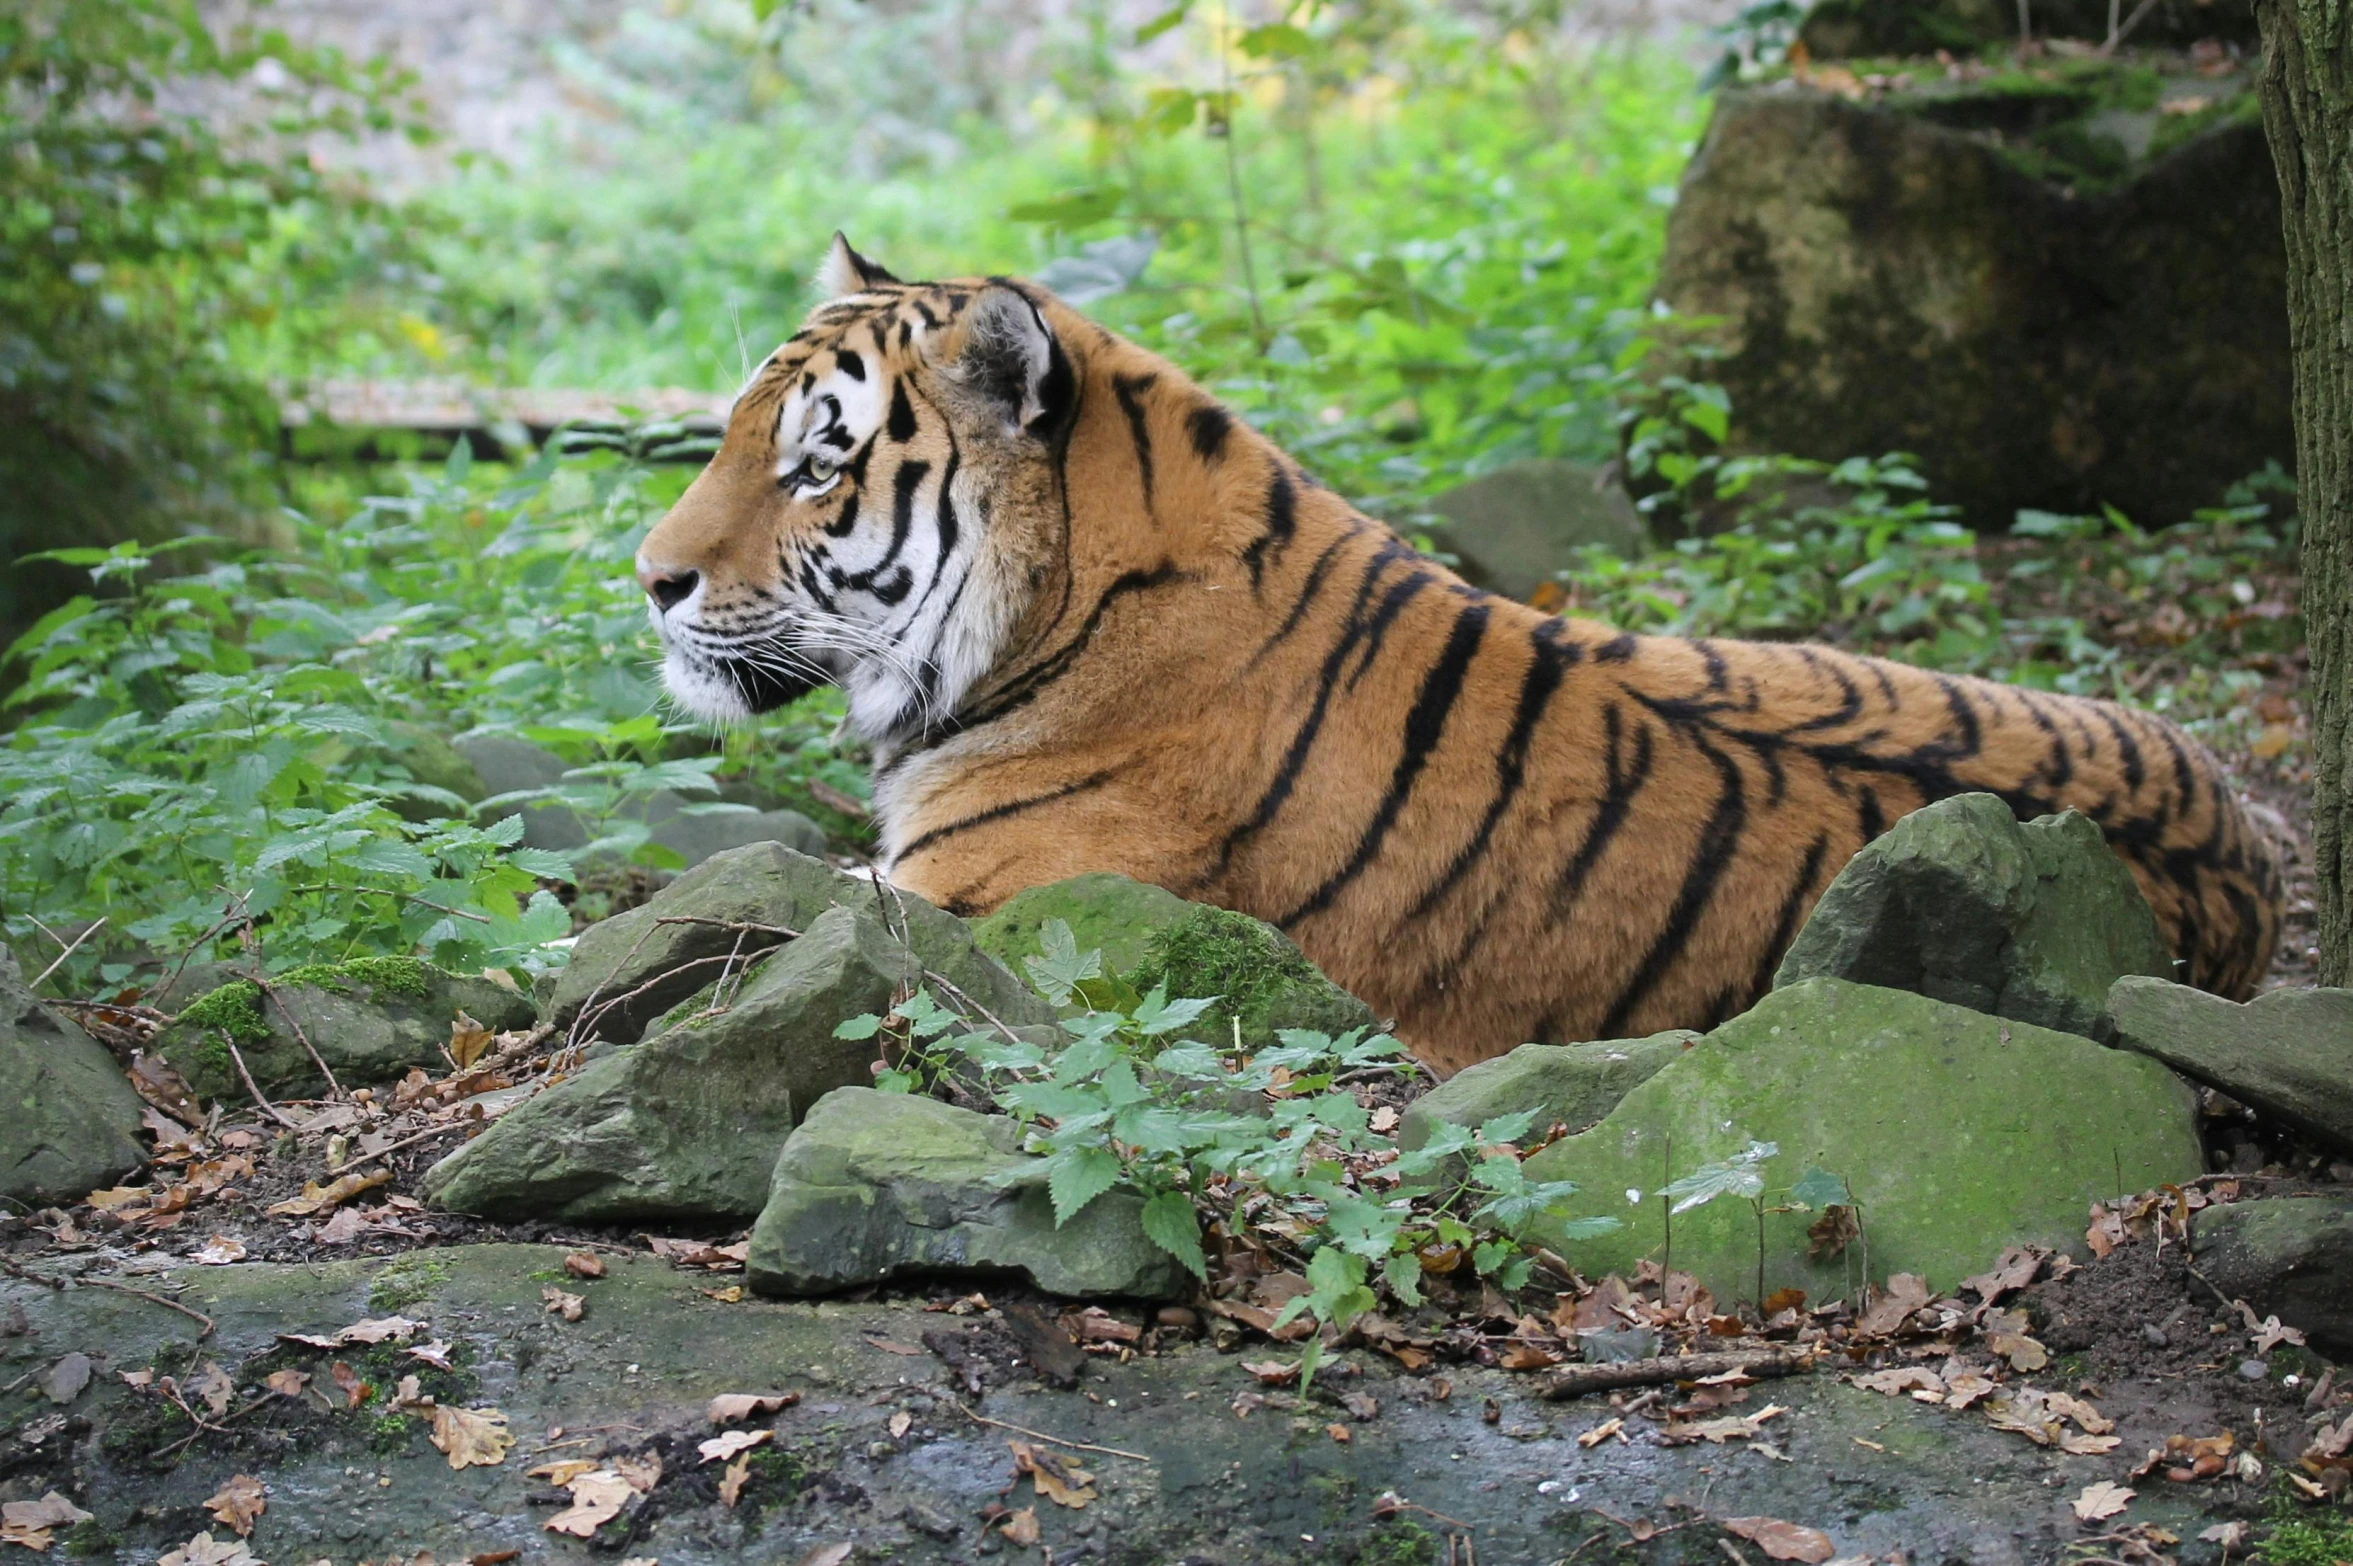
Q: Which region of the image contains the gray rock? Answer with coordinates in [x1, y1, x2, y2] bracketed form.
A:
[2108, 979, 2353, 1154]
[1798, 0, 2253, 58]
[158, 958, 536, 1102]
[548, 842, 1047, 1046]
[1774, 793, 2171, 1039]
[1423, 459, 1648, 600]
[1399, 1032, 1698, 1162]
[427, 904, 1041, 1222]
[454, 735, 826, 868]
[747, 1087, 1188, 1299]
[1, 950, 145, 1206]
[2192, 1195, 2353, 1358]
[1650, 84, 2286, 530]
[1523, 978, 2202, 1302]
[969, 872, 1376, 1046]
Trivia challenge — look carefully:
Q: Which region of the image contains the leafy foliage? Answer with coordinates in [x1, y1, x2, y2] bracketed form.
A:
[841, 920, 1617, 1330]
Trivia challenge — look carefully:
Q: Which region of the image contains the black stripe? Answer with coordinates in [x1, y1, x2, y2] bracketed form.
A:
[887, 379, 917, 441]
[842, 458, 926, 594]
[1239, 467, 1297, 588]
[1256, 532, 1364, 660]
[894, 769, 1117, 864]
[1407, 619, 1576, 922]
[2093, 706, 2147, 791]
[1598, 728, 1747, 1036]
[1748, 832, 1830, 1005]
[1187, 402, 1232, 460]
[1113, 372, 1157, 510]
[1594, 632, 1636, 663]
[951, 565, 1188, 733]
[821, 492, 861, 539]
[1348, 570, 1437, 691]
[1551, 703, 1656, 918]
[1208, 548, 1402, 878]
[835, 348, 865, 381]
[1281, 604, 1490, 926]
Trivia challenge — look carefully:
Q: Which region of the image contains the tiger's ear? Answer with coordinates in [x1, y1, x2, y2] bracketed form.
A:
[814, 232, 899, 297]
[944, 285, 1075, 441]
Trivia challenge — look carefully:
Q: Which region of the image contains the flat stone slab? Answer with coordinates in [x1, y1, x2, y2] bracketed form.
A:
[2108, 978, 2353, 1154]
[748, 1088, 1188, 1300]
[2193, 1193, 2353, 1358]
[0, 1243, 2258, 1564]
[1523, 978, 2203, 1302]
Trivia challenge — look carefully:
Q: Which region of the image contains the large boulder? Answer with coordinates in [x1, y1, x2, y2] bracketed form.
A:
[1774, 793, 2171, 1039]
[426, 903, 1048, 1222]
[159, 959, 536, 1102]
[1, 951, 145, 1206]
[1398, 1032, 1699, 1157]
[455, 735, 826, 867]
[1798, 0, 2256, 58]
[2107, 979, 2353, 1153]
[1650, 71, 2286, 530]
[2192, 1195, 2353, 1359]
[546, 842, 1039, 1046]
[1422, 459, 1649, 599]
[748, 1088, 1188, 1300]
[971, 873, 1376, 1045]
[1522, 978, 2202, 1303]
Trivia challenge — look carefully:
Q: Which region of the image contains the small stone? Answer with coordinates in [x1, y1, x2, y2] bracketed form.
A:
[2240, 1359, 2269, 1381]
[1776, 794, 2171, 1039]
[2140, 1324, 2169, 1349]
[0, 951, 145, 1206]
[746, 1087, 1188, 1300]
[2108, 981, 2353, 1155]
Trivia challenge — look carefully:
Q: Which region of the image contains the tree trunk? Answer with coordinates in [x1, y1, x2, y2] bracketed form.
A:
[2257, 0, 2353, 987]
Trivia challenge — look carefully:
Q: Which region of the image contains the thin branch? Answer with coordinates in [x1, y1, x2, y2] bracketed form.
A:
[30, 918, 106, 991]
[954, 1402, 1152, 1462]
[1539, 1346, 1816, 1401]
[0, 1255, 215, 1338]
[256, 978, 345, 1099]
[224, 1038, 300, 1130]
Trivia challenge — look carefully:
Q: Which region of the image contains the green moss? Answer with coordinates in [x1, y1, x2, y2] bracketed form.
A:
[2259, 1496, 2353, 1566]
[176, 980, 270, 1046]
[277, 955, 433, 1000]
[367, 1253, 453, 1313]
[1353, 1518, 1440, 1566]
[368, 1411, 416, 1454]
[1133, 905, 1331, 1039]
[61, 1519, 117, 1558]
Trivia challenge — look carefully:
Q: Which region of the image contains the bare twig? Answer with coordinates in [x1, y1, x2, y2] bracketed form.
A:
[224, 1038, 300, 1130]
[2098, 0, 2162, 52]
[257, 979, 345, 1099]
[572, 947, 790, 1045]
[922, 969, 1034, 1047]
[564, 919, 661, 1051]
[1, 1255, 215, 1338]
[30, 918, 106, 991]
[361, 1120, 477, 1162]
[954, 1402, 1152, 1462]
[649, 916, 800, 938]
[1538, 1347, 1816, 1401]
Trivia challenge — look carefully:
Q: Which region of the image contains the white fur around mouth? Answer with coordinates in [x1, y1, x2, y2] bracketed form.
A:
[660, 649, 755, 722]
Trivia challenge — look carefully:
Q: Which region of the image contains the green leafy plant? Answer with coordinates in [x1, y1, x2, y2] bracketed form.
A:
[838, 920, 1619, 1345]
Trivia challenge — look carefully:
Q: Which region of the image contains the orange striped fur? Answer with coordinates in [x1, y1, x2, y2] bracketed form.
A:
[636, 241, 2285, 1073]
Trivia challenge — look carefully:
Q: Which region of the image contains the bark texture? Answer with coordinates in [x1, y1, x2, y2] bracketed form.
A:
[2257, 0, 2353, 986]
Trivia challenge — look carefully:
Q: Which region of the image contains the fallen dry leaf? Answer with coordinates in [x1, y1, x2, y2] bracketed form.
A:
[428, 1405, 513, 1470]
[1341, 1391, 1378, 1421]
[191, 1236, 246, 1266]
[861, 1334, 923, 1356]
[2072, 1481, 2134, 1521]
[541, 1286, 585, 1322]
[1856, 1274, 1931, 1337]
[1578, 1418, 1626, 1448]
[328, 1361, 366, 1410]
[202, 1476, 265, 1539]
[708, 1392, 798, 1424]
[1009, 1440, 1097, 1508]
[1663, 1404, 1787, 1445]
[263, 1370, 308, 1398]
[1723, 1516, 1835, 1563]
[699, 1429, 772, 1465]
[1326, 1422, 1352, 1444]
[526, 1460, 601, 1488]
[543, 1471, 633, 1538]
[449, 1012, 494, 1070]
[612, 1452, 662, 1493]
[562, 1251, 605, 1280]
[1240, 1359, 1299, 1386]
[718, 1453, 753, 1508]
[406, 1341, 455, 1372]
[888, 1411, 912, 1440]
[187, 1361, 234, 1416]
[277, 1315, 424, 1350]
[698, 1286, 745, 1304]
[266, 1167, 389, 1218]
[2199, 1521, 2249, 1548]
[1, 1493, 93, 1553]
[796, 1546, 854, 1566]
[999, 1507, 1041, 1546]
[1853, 1367, 1941, 1399]
[156, 1533, 256, 1566]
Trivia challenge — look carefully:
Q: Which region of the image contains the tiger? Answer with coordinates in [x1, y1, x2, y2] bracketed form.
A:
[634, 235, 2286, 1074]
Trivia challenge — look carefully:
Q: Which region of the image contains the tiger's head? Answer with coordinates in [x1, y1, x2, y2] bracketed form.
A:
[635, 235, 1083, 743]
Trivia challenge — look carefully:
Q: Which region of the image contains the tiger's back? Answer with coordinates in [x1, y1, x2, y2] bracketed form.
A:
[634, 242, 2286, 1073]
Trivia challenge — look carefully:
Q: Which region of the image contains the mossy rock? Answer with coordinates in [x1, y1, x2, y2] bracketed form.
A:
[971, 873, 1376, 1045]
[1648, 76, 2286, 530]
[1522, 978, 2202, 1304]
[2, 950, 145, 1206]
[1797, 0, 2256, 60]
[159, 958, 536, 1102]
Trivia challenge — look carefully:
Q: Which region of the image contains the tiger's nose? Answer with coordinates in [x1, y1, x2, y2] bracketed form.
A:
[638, 566, 700, 613]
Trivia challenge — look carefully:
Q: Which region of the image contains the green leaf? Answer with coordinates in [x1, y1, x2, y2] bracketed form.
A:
[1140, 1190, 1207, 1279]
[1236, 21, 1313, 57]
[1134, 2, 1191, 43]
[1382, 1250, 1425, 1308]
[1046, 1145, 1122, 1226]
[833, 1014, 884, 1041]
[1786, 1165, 1852, 1213]
[1006, 188, 1125, 227]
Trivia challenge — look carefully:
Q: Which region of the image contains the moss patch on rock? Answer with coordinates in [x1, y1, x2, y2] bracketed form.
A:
[276, 955, 433, 1001]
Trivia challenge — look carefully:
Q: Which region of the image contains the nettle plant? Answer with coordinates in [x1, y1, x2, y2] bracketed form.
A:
[838, 921, 1619, 1339]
